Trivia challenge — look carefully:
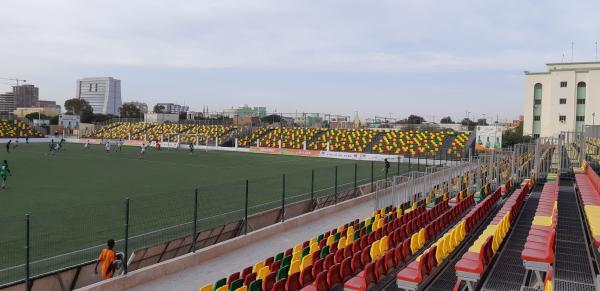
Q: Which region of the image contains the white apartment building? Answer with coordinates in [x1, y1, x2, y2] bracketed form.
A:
[76, 77, 122, 115]
[524, 62, 600, 138]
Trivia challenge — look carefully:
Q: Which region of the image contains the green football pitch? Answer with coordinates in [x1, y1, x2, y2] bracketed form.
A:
[0, 142, 419, 284]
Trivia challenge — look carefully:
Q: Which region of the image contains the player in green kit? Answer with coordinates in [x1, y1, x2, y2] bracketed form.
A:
[1, 160, 12, 189]
[189, 143, 194, 154]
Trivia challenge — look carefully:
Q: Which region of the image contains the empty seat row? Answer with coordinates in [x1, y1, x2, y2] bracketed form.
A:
[394, 195, 477, 290]
[395, 186, 506, 290]
[576, 165, 600, 249]
[199, 203, 432, 291]
[520, 182, 558, 290]
[454, 179, 532, 290]
[340, 200, 463, 291]
[521, 182, 558, 266]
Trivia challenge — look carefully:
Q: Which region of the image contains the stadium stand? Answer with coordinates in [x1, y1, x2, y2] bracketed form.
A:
[0, 119, 44, 138]
[83, 123, 470, 157]
[309, 128, 377, 153]
[447, 132, 469, 158]
[372, 129, 453, 157]
[258, 127, 324, 149]
[453, 179, 533, 291]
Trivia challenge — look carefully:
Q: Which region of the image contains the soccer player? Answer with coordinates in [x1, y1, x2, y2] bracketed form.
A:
[49, 139, 55, 154]
[95, 239, 116, 280]
[13, 139, 19, 150]
[140, 143, 146, 157]
[25, 135, 29, 144]
[156, 140, 161, 151]
[54, 142, 61, 152]
[105, 141, 111, 153]
[1, 160, 12, 189]
[118, 139, 123, 152]
[5, 140, 11, 153]
[189, 143, 194, 154]
[84, 140, 90, 150]
[175, 140, 180, 151]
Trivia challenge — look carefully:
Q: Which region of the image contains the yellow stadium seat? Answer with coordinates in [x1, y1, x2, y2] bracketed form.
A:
[379, 236, 389, 254]
[289, 259, 301, 275]
[252, 261, 264, 273]
[216, 285, 228, 291]
[337, 237, 346, 250]
[370, 240, 380, 260]
[199, 284, 212, 291]
[300, 255, 312, 271]
[257, 265, 270, 280]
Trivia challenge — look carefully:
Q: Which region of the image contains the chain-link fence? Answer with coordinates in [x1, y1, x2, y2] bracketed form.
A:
[0, 158, 434, 288]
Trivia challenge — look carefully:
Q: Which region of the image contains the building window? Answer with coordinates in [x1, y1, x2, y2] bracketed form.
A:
[534, 99, 541, 105]
[559, 115, 566, 122]
[559, 98, 566, 104]
[94, 84, 98, 92]
[560, 81, 567, 87]
[577, 99, 586, 104]
[89, 84, 92, 92]
[533, 115, 541, 121]
[576, 116, 585, 122]
[533, 134, 540, 138]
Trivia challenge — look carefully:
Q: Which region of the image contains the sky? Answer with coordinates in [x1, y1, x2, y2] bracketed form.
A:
[1, 0, 600, 122]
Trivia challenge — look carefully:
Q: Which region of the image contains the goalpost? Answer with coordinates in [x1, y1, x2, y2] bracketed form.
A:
[166, 133, 213, 151]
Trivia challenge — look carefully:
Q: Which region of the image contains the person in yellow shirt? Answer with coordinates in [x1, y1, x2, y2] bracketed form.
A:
[95, 239, 116, 280]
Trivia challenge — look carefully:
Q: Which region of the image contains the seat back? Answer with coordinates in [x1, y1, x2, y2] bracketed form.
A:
[323, 254, 334, 270]
[340, 257, 353, 281]
[314, 271, 329, 291]
[243, 272, 257, 286]
[272, 278, 286, 291]
[285, 272, 301, 291]
[364, 262, 377, 287]
[327, 263, 342, 288]
[312, 258, 324, 278]
[351, 251, 363, 274]
[227, 272, 240, 286]
[300, 265, 314, 287]
[262, 273, 276, 291]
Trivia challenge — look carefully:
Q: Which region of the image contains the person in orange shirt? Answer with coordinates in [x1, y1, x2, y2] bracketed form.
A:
[95, 239, 116, 280]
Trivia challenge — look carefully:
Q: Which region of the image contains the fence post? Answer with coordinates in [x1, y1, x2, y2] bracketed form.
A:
[281, 174, 286, 222]
[371, 161, 374, 192]
[310, 169, 315, 201]
[124, 198, 130, 275]
[354, 163, 358, 193]
[192, 188, 198, 252]
[25, 214, 30, 291]
[334, 166, 338, 204]
[244, 180, 249, 235]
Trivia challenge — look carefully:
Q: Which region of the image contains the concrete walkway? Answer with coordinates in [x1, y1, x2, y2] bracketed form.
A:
[131, 200, 375, 291]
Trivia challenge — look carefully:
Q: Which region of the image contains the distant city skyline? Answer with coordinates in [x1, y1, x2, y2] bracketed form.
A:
[2, 0, 600, 122]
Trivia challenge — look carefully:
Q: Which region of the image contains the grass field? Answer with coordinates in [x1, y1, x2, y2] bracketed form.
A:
[0, 142, 418, 285]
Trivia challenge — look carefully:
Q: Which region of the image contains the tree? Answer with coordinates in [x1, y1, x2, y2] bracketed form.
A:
[179, 112, 187, 120]
[120, 103, 142, 118]
[64, 98, 93, 123]
[25, 112, 50, 121]
[502, 122, 532, 148]
[477, 118, 488, 126]
[406, 115, 425, 124]
[153, 104, 165, 113]
[91, 114, 115, 123]
[261, 114, 283, 123]
[440, 116, 454, 124]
